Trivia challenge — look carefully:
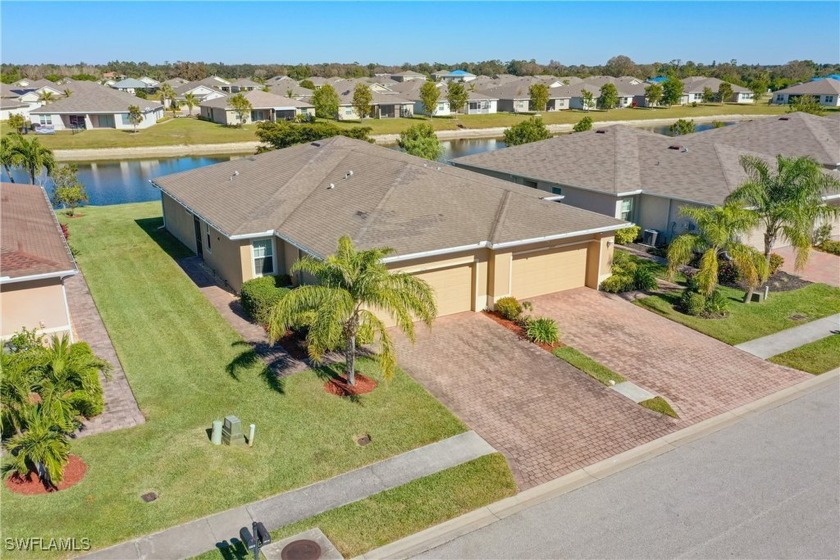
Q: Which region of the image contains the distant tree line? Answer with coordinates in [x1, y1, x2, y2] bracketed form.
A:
[2, 56, 838, 91]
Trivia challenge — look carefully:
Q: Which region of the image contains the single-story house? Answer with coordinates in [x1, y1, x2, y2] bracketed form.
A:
[336, 89, 414, 120]
[772, 78, 840, 107]
[0, 97, 32, 121]
[220, 78, 262, 93]
[152, 136, 625, 316]
[110, 77, 156, 94]
[163, 77, 189, 87]
[432, 69, 477, 83]
[29, 82, 164, 130]
[0, 182, 77, 341]
[681, 77, 754, 104]
[174, 80, 227, 103]
[479, 79, 568, 113]
[199, 90, 315, 125]
[451, 123, 840, 250]
[268, 82, 315, 100]
[391, 70, 426, 82]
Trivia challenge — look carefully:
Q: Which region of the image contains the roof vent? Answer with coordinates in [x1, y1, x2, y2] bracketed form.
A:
[311, 141, 322, 147]
[229, 170, 239, 181]
[668, 145, 685, 151]
[778, 117, 790, 121]
[344, 170, 354, 179]
[595, 129, 607, 134]
[327, 183, 335, 189]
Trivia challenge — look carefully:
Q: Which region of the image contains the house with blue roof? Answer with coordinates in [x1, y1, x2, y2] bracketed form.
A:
[812, 74, 840, 82]
[431, 69, 477, 83]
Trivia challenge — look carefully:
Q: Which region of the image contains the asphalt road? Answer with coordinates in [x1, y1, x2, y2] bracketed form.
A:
[415, 380, 840, 560]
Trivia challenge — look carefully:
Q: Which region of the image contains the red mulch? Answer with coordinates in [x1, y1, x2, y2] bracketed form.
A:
[325, 372, 378, 397]
[276, 329, 310, 360]
[5, 455, 87, 495]
[482, 311, 563, 352]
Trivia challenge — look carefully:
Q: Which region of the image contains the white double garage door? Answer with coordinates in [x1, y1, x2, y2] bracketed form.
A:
[411, 245, 589, 317]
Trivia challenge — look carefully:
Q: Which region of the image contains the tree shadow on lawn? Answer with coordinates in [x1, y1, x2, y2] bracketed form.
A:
[227, 340, 286, 395]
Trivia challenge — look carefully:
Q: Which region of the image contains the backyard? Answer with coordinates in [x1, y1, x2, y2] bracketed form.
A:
[6, 103, 793, 150]
[0, 202, 505, 557]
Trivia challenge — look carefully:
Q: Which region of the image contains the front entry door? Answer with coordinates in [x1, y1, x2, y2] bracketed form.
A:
[193, 216, 203, 257]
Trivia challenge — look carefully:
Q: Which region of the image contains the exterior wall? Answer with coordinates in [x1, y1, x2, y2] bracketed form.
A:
[732, 92, 754, 103]
[161, 193, 197, 253]
[0, 105, 31, 121]
[636, 194, 672, 240]
[546, 98, 569, 110]
[41, 108, 161, 131]
[201, 223, 252, 292]
[556, 185, 619, 217]
[338, 105, 360, 121]
[772, 92, 840, 107]
[465, 100, 497, 114]
[1, 278, 72, 340]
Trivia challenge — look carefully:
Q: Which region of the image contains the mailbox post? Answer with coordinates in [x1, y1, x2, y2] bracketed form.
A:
[239, 521, 271, 560]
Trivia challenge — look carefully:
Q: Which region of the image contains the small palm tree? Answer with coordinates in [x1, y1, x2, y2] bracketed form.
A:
[38, 91, 55, 104]
[668, 204, 769, 301]
[5, 408, 71, 489]
[727, 155, 840, 269]
[183, 93, 198, 117]
[0, 353, 36, 437]
[1, 135, 18, 182]
[7, 134, 56, 184]
[267, 236, 437, 385]
[159, 83, 175, 108]
[62, 88, 73, 98]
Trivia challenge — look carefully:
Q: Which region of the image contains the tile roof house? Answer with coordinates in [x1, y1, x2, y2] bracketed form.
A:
[152, 136, 625, 313]
[772, 78, 840, 107]
[199, 90, 314, 125]
[451, 120, 840, 248]
[29, 82, 164, 130]
[0, 183, 77, 340]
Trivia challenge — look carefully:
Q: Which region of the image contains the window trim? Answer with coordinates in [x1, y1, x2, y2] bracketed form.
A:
[251, 237, 277, 278]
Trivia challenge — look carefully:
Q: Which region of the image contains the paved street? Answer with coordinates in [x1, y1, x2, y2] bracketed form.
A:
[414, 379, 840, 560]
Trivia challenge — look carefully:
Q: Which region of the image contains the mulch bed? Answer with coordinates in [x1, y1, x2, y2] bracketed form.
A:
[5, 455, 87, 495]
[325, 372, 378, 397]
[719, 270, 812, 294]
[275, 329, 310, 361]
[482, 311, 562, 352]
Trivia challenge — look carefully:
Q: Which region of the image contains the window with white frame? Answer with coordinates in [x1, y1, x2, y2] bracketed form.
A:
[437, 102, 446, 111]
[252, 239, 275, 276]
[38, 114, 52, 125]
[620, 198, 634, 221]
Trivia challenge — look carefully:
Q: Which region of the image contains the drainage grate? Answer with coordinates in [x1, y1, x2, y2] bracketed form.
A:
[141, 492, 158, 503]
[789, 312, 809, 321]
[281, 539, 321, 560]
[355, 434, 372, 446]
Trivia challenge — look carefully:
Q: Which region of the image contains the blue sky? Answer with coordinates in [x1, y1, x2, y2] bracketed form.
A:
[2, 2, 837, 66]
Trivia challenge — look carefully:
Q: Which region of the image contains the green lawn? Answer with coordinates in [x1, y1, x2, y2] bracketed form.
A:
[1, 202, 473, 557]
[769, 334, 840, 374]
[5, 103, 792, 151]
[553, 346, 626, 385]
[193, 453, 516, 560]
[639, 397, 679, 418]
[635, 283, 840, 345]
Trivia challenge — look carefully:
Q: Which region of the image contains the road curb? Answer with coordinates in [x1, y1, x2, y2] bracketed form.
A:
[359, 369, 838, 560]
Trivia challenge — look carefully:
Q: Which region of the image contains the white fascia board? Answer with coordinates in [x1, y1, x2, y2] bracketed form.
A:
[229, 230, 276, 240]
[490, 223, 631, 250]
[381, 243, 488, 264]
[615, 189, 643, 197]
[0, 269, 77, 285]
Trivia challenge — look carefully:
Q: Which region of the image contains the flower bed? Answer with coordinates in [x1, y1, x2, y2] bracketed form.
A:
[482, 310, 562, 353]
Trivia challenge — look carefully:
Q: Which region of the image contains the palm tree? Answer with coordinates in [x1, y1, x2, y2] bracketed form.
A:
[159, 83, 175, 109]
[1, 135, 18, 182]
[183, 93, 198, 117]
[8, 134, 55, 184]
[727, 155, 840, 270]
[62, 88, 73, 98]
[38, 91, 55, 104]
[667, 204, 769, 301]
[0, 353, 36, 437]
[267, 236, 437, 385]
[5, 408, 71, 489]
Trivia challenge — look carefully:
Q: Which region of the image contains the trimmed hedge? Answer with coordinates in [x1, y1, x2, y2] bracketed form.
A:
[240, 276, 290, 325]
[495, 297, 522, 321]
[614, 225, 640, 245]
[819, 240, 840, 256]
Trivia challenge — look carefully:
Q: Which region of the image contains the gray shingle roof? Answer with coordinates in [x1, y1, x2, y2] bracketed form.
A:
[1, 183, 76, 280]
[200, 90, 313, 109]
[775, 78, 840, 96]
[152, 136, 625, 258]
[452, 125, 789, 206]
[111, 78, 151, 89]
[30, 82, 161, 114]
[681, 76, 751, 94]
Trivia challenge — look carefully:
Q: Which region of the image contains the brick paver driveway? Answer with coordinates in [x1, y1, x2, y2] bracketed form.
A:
[774, 245, 840, 287]
[394, 313, 675, 489]
[531, 288, 809, 424]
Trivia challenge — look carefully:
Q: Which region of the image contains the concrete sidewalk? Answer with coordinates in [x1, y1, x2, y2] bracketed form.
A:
[82, 431, 495, 560]
[735, 313, 840, 359]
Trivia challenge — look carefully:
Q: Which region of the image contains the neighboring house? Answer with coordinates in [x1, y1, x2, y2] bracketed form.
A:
[110, 77, 156, 94]
[152, 137, 624, 314]
[163, 77, 189, 87]
[29, 82, 164, 130]
[0, 183, 77, 341]
[463, 90, 498, 114]
[335, 87, 414, 120]
[681, 76, 754, 104]
[432, 69, 477, 82]
[391, 70, 427, 82]
[0, 97, 32, 121]
[173, 80, 228, 103]
[138, 76, 160, 88]
[771, 78, 840, 107]
[220, 78, 262, 93]
[451, 123, 840, 249]
[400, 82, 498, 116]
[479, 78, 569, 112]
[199, 90, 315, 125]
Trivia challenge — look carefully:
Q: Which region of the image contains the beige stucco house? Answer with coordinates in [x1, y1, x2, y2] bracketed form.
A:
[1, 183, 77, 341]
[772, 78, 840, 107]
[152, 137, 627, 318]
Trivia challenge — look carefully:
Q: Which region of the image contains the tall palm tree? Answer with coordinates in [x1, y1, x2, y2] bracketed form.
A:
[38, 90, 55, 104]
[668, 204, 769, 301]
[5, 408, 71, 488]
[727, 155, 840, 269]
[267, 236, 437, 385]
[183, 93, 198, 117]
[8, 134, 55, 184]
[1, 135, 18, 182]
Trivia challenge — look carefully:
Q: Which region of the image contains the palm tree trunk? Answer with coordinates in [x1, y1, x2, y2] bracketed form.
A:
[345, 334, 356, 386]
[743, 287, 755, 304]
[2, 164, 14, 182]
[764, 232, 775, 268]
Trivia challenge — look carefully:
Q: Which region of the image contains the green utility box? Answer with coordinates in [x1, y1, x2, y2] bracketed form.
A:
[222, 415, 247, 445]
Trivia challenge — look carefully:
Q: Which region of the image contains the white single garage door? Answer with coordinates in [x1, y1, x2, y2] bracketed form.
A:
[512, 245, 588, 299]
[413, 264, 473, 316]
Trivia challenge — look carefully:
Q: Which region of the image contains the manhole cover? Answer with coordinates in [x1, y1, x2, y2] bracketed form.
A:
[281, 539, 321, 560]
[140, 492, 158, 503]
[356, 434, 372, 446]
[789, 312, 809, 321]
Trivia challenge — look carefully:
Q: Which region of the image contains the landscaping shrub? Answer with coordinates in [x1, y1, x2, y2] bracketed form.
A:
[769, 253, 784, 275]
[526, 317, 560, 345]
[240, 276, 290, 325]
[494, 296, 522, 321]
[679, 289, 706, 316]
[717, 259, 739, 285]
[600, 274, 634, 293]
[819, 240, 840, 256]
[600, 252, 657, 293]
[614, 225, 640, 245]
[632, 267, 657, 292]
[704, 289, 729, 315]
[812, 223, 833, 246]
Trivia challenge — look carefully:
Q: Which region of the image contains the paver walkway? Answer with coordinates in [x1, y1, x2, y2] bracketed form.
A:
[178, 257, 308, 376]
[393, 313, 676, 490]
[65, 272, 145, 436]
[774, 245, 840, 287]
[81, 431, 494, 560]
[532, 288, 809, 424]
[735, 313, 840, 359]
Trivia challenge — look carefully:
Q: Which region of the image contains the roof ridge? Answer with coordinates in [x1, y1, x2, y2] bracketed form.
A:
[488, 191, 513, 243]
[797, 113, 838, 162]
[354, 163, 411, 242]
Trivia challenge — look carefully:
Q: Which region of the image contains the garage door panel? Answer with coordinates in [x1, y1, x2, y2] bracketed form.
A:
[413, 265, 473, 317]
[512, 246, 587, 299]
